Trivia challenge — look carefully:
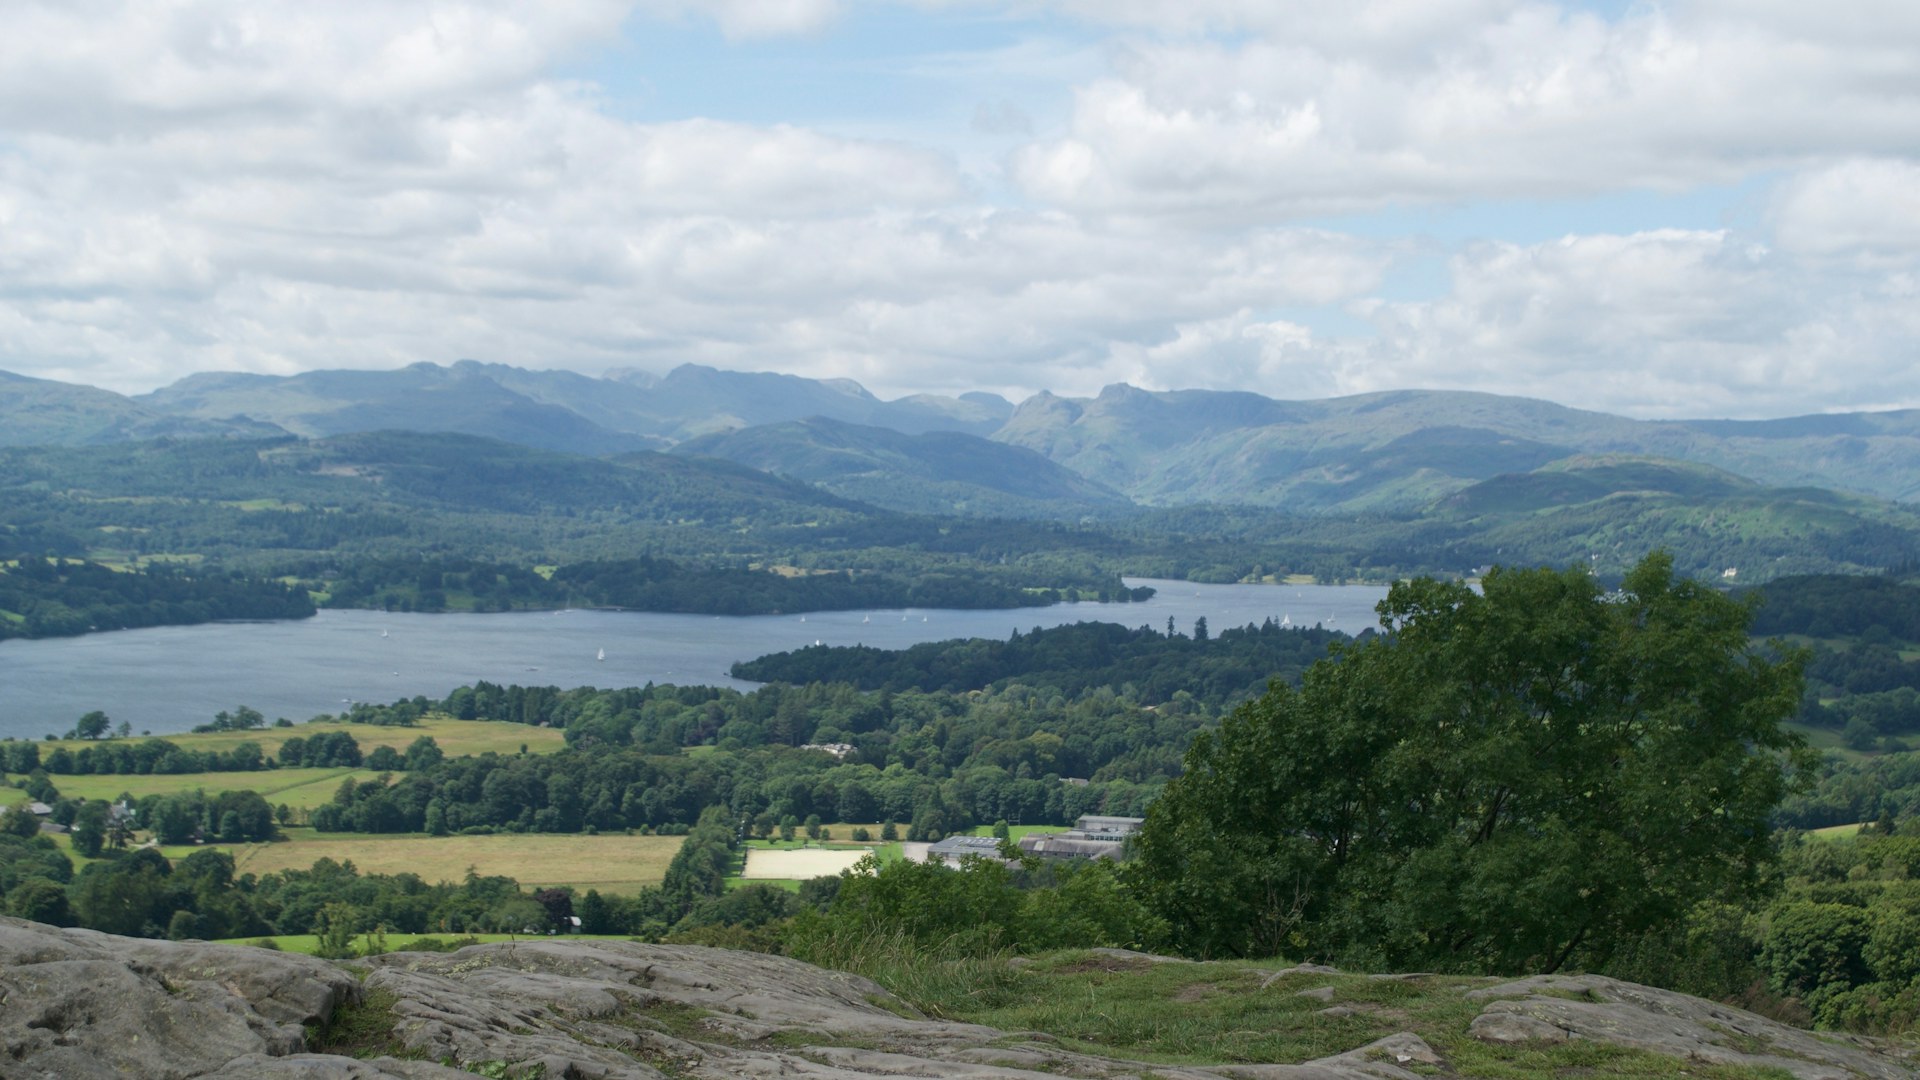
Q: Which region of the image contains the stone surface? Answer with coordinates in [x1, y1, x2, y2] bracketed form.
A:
[4, 917, 1917, 1080]
[1465, 974, 1913, 1080]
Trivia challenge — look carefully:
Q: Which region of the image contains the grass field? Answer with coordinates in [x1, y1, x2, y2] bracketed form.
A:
[24, 715, 567, 760]
[9, 718, 568, 823]
[14, 767, 392, 809]
[157, 828, 684, 894]
[1808, 822, 1865, 841]
[964, 824, 1069, 840]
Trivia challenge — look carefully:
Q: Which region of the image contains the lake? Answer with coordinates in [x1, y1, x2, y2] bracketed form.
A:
[0, 579, 1389, 740]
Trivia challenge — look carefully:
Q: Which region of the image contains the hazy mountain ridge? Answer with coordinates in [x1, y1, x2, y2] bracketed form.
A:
[115, 360, 1013, 451]
[671, 415, 1131, 518]
[1413, 455, 1920, 579]
[995, 384, 1920, 510]
[14, 362, 1920, 524]
[0, 369, 286, 447]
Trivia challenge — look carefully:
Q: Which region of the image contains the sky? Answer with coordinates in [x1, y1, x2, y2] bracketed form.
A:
[1, 0, 1916, 419]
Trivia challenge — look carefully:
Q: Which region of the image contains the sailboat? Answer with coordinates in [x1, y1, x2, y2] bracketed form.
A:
[862, 615, 870, 624]
[1280, 614, 1292, 627]
[596, 648, 605, 662]
[380, 629, 388, 638]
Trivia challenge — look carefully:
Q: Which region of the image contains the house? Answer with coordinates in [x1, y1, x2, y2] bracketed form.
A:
[1017, 816, 1146, 862]
[800, 742, 856, 760]
[1018, 834, 1126, 860]
[925, 834, 1011, 866]
[1072, 815, 1143, 838]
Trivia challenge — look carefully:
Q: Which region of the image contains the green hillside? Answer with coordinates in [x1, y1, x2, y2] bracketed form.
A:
[0, 369, 281, 447]
[673, 416, 1131, 517]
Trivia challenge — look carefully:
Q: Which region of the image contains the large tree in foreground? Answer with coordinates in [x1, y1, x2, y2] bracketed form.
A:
[1130, 553, 1810, 972]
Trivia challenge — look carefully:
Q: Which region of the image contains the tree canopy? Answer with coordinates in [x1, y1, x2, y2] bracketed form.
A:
[1129, 553, 1811, 973]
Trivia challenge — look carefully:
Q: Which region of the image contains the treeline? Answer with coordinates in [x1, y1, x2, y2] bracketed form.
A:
[734, 617, 1346, 709]
[1779, 753, 1920, 831]
[7, 732, 441, 776]
[306, 727, 1159, 838]
[1, 798, 1159, 964]
[0, 804, 773, 944]
[1748, 573, 1920, 640]
[313, 555, 1148, 616]
[1711, 829, 1920, 1032]
[0, 558, 315, 640]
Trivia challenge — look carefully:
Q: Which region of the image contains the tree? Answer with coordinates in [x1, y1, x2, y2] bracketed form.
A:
[1130, 554, 1810, 972]
[73, 711, 110, 740]
[1, 802, 39, 839]
[70, 802, 108, 858]
[8, 878, 73, 926]
[534, 888, 575, 933]
[315, 902, 359, 958]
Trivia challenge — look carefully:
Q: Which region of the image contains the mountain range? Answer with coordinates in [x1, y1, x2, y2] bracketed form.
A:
[12, 360, 1920, 521]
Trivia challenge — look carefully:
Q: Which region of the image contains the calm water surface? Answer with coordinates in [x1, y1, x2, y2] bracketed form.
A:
[0, 579, 1388, 739]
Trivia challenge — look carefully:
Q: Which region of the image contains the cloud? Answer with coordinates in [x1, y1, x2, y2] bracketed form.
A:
[1316, 230, 1920, 418]
[1770, 159, 1920, 262]
[0, 0, 1916, 423]
[1007, 1, 1920, 218]
[636, 0, 845, 38]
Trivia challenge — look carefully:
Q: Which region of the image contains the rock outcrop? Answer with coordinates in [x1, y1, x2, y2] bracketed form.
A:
[2, 917, 1913, 1080]
[1465, 974, 1911, 1080]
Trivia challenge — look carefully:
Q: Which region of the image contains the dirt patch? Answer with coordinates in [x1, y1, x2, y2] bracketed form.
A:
[741, 847, 869, 880]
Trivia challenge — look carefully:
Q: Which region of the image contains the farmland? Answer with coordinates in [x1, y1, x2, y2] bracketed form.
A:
[23, 715, 566, 760]
[11, 766, 385, 809]
[159, 828, 684, 895]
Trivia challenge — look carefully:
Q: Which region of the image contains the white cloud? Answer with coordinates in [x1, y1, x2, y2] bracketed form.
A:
[1008, 1, 1920, 218]
[1318, 230, 1918, 418]
[636, 0, 845, 38]
[0, 0, 1916, 423]
[1770, 159, 1920, 262]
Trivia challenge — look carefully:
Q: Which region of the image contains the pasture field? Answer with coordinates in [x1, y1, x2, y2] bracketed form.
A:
[964, 824, 1070, 840]
[158, 828, 683, 895]
[25, 715, 567, 760]
[8, 719, 568, 845]
[1807, 822, 1865, 841]
[13, 767, 385, 809]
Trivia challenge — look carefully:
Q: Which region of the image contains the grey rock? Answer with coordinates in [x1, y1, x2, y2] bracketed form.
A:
[1467, 1010, 1570, 1043]
[1466, 974, 1915, 1080]
[0, 919, 353, 1080]
[5, 917, 1917, 1080]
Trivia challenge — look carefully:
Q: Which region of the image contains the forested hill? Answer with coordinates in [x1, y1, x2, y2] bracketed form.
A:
[1745, 572, 1920, 640]
[671, 416, 1131, 518]
[0, 559, 315, 640]
[733, 617, 1349, 709]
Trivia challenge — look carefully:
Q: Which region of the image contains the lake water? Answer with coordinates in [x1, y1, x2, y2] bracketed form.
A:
[0, 579, 1389, 740]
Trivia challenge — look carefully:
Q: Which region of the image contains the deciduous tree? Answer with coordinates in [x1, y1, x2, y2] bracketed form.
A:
[1130, 553, 1810, 972]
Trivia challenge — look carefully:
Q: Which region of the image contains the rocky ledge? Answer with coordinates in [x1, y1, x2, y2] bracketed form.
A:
[1, 918, 1913, 1079]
